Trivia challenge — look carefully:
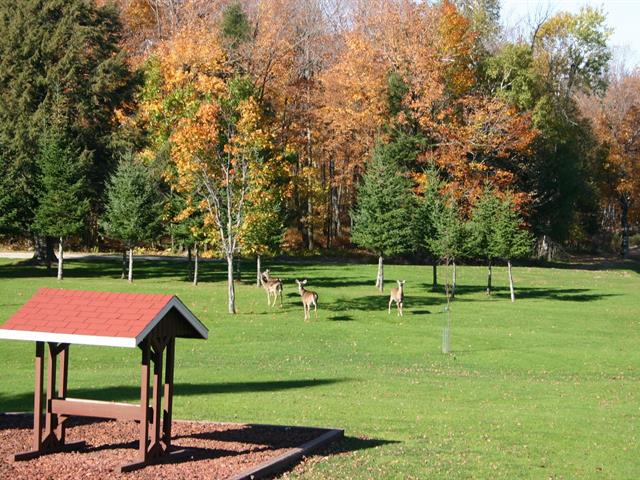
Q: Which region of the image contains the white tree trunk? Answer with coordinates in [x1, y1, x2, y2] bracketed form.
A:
[487, 260, 492, 295]
[375, 255, 384, 292]
[57, 237, 63, 281]
[227, 255, 236, 314]
[508, 259, 515, 302]
[128, 248, 133, 283]
[193, 243, 199, 286]
[256, 255, 261, 287]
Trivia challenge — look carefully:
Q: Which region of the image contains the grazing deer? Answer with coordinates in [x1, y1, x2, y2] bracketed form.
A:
[388, 280, 405, 316]
[295, 279, 318, 320]
[260, 269, 283, 307]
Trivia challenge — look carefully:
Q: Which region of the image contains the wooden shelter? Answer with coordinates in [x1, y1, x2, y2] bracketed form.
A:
[0, 288, 208, 472]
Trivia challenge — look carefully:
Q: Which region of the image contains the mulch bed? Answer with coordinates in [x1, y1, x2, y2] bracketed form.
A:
[0, 413, 329, 479]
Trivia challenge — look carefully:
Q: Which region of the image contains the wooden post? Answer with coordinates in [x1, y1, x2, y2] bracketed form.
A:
[138, 340, 150, 462]
[150, 343, 164, 456]
[55, 344, 69, 443]
[33, 342, 45, 451]
[162, 338, 175, 448]
[43, 342, 58, 443]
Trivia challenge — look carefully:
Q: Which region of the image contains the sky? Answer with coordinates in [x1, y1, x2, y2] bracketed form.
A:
[500, 0, 640, 67]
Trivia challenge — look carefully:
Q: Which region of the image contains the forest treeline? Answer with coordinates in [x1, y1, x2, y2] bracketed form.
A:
[0, 0, 638, 268]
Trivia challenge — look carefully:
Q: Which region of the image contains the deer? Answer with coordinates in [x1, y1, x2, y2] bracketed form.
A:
[260, 269, 283, 307]
[295, 279, 318, 320]
[388, 280, 405, 316]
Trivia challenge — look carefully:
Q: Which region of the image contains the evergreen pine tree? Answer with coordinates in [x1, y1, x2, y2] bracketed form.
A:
[468, 186, 502, 294]
[33, 133, 89, 280]
[490, 194, 533, 302]
[102, 155, 163, 283]
[430, 194, 467, 298]
[0, 0, 135, 254]
[414, 167, 445, 291]
[351, 144, 414, 292]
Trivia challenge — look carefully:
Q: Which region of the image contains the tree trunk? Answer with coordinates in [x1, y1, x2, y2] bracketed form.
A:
[193, 243, 199, 287]
[187, 245, 192, 281]
[375, 255, 384, 292]
[57, 237, 63, 281]
[508, 259, 515, 302]
[487, 260, 492, 295]
[227, 255, 236, 314]
[31, 235, 57, 269]
[128, 248, 133, 283]
[121, 250, 127, 280]
[620, 193, 630, 258]
[256, 255, 261, 287]
[431, 263, 437, 291]
[451, 259, 457, 299]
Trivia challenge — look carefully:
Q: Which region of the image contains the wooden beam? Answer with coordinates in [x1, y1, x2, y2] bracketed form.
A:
[149, 342, 164, 457]
[44, 342, 58, 441]
[162, 338, 175, 448]
[138, 340, 150, 462]
[32, 342, 44, 451]
[55, 344, 69, 442]
[51, 398, 145, 422]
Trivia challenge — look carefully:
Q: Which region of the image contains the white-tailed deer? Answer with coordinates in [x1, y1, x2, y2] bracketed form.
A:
[260, 269, 283, 307]
[388, 280, 405, 316]
[295, 279, 318, 320]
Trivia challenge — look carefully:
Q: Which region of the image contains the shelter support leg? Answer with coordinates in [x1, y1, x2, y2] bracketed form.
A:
[14, 343, 83, 461]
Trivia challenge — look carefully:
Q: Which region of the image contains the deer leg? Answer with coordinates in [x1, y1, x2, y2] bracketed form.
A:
[388, 299, 392, 314]
[314, 301, 317, 319]
[398, 301, 403, 317]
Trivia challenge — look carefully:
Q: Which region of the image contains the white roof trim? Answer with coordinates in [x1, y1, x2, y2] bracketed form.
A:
[0, 329, 137, 348]
[134, 296, 208, 346]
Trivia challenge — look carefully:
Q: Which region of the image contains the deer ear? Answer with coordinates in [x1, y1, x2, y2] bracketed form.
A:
[302, 279, 308, 285]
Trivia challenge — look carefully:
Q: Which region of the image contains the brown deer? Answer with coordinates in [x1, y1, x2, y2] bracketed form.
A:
[388, 280, 405, 316]
[260, 269, 283, 307]
[295, 279, 318, 320]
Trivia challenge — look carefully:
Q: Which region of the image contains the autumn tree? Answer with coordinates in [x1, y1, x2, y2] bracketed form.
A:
[351, 143, 414, 292]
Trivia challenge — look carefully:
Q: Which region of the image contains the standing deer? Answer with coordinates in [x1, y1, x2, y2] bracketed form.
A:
[388, 280, 405, 316]
[295, 279, 318, 320]
[260, 269, 283, 307]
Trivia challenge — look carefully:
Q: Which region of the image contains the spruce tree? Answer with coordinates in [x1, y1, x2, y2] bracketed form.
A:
[468, 186, 502, 294]
[102, 155, 163, 283]
[351, 144, 414, 292]
[491, 194, 533, 302]
[414, 167, 445, 291]
[33, 133, 89, 280]
[0, 0, 135, 253]
[430, 194, 467, 298]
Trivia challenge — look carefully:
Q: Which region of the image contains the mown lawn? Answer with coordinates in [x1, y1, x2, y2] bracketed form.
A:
[0, 256, 638, 479]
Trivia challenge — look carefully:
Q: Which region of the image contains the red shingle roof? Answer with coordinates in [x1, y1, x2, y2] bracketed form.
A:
[0, 288, 208, 348]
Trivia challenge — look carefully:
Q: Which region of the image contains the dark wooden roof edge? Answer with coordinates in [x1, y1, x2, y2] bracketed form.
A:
[134, 296, 208, 346]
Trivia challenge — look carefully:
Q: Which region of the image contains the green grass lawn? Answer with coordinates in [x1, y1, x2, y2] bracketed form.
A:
[0, 256, 638, 479]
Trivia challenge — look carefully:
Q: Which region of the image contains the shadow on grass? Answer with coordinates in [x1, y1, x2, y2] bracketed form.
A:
[326, 294, 439, 312]
[328, 314, 354, 321]
[421, 284, 619, 302]
[0, 379, 349, 412]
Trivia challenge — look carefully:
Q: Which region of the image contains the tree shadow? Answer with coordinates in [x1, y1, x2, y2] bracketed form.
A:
[328, 315, 354, 321]
[421, 284, 620, 303]
[0, 379, 349, 412]
[326, 295, 439, 312]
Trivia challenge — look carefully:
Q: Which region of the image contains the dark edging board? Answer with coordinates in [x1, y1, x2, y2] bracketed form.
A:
[1, 413, 344, 479]
[228, 426, 344, 480]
